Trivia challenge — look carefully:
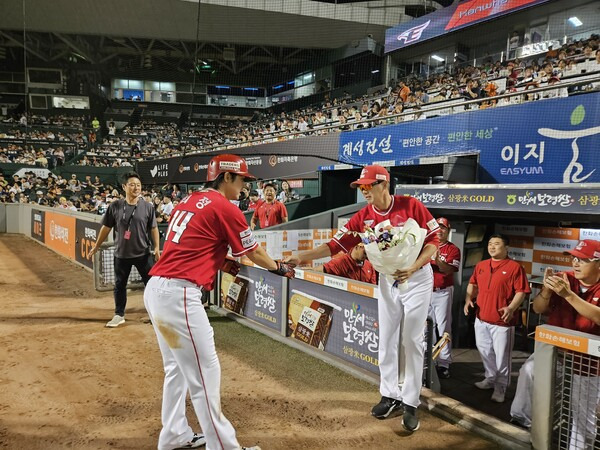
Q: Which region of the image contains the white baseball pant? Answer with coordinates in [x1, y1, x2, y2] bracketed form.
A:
[569, 373, 600, 450]
[144, 276, 241, 450]
[428, 287, 454, 368]
[510, 353, 534, 427]
[474, 318, 514, 389]
[378, 265, 433, 408]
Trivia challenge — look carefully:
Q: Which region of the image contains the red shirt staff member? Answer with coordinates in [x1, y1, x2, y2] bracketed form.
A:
[286, 165, 440, 433]
[144, 154, 293, 450]
[315, 242, 377, 285]
[430, 217, 461, 379]
[510, 239, 600, 447]
[464, 234, 531, 403]
[250, 182, 288, 230]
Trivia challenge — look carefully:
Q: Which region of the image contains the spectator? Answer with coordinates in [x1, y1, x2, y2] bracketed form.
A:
[464, 234, 531, 403]
[91, 117, 100, 132]
[277, 180, 298, 203]
[315, 243, 377, 284]
[509, 239, 600, 447]
[247, 190, 261, 211]
[108, 121, 116, 136]
[161, 195, 174, 218]
[250, 182, 288, 230]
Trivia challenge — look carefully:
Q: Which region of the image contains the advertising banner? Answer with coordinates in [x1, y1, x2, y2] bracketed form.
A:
[288, 278, 380, 374]
[397, 186, 600, 215]
[220, 265, 283, 331]
[340, 93, 600, 184]
[31, 208, 45, 242]
[137, 133, 340, 184]
[75, 219, 102, 269]
[385, 0, 552, 53]
[44, 211, 76, 260]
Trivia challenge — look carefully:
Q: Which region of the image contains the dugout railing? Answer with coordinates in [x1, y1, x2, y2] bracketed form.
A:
[532, 325, 600, 450]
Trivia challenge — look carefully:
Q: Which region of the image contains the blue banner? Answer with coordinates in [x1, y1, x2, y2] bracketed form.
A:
[385, 0, 552, 53]
[337, 93, 600, 184]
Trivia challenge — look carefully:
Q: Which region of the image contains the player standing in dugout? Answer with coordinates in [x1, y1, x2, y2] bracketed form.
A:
[286, 165, 440, 432]
[144, 154, 295, 450]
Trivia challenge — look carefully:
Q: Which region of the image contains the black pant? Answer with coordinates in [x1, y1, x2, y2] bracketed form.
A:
[113, 254, 153, 317]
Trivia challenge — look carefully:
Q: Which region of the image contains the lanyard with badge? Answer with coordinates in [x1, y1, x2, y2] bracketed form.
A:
[122, 200, 139, 240]
[264, 202, 274, 227]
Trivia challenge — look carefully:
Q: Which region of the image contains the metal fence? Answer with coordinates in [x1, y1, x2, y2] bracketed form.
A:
[532, 325, 600, 450]
[93, 243, 144, 291]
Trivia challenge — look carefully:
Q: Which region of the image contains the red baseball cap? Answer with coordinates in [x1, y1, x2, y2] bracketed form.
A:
[437, 217, 450, 228]
[563, 239, 600, 260]
[350, 165, 390, 188]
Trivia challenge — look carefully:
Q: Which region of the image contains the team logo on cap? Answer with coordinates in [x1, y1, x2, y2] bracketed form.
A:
[219, 161, 241, 171]
[360, 168, 368, 178]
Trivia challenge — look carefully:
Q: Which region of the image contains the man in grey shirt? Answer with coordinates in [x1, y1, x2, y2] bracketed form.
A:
[90, 171, 160, 327]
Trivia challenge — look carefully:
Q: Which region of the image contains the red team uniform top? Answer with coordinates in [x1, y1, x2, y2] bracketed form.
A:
[323, 253, 377, 284]
[150, 190, 258, 290]
[469, 258, 531, 326]
[546, 271, 600, 334]
[252, 200, 287, 228]
[432, 242, 461, 289]
[327, 195, 440, 259]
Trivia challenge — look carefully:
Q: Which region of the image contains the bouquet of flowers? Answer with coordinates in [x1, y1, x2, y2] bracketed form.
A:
[358, 218, 426, 290]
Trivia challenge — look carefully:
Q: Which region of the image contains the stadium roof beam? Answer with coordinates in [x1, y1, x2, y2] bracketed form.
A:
[0, 30, 48, 61]
[52, 33, 95, 63]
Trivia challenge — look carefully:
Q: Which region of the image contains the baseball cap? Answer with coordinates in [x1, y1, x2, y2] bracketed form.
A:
[563, 239, 600, 260]
[350, 165, 390, 188]
[437, 217, 450, 228]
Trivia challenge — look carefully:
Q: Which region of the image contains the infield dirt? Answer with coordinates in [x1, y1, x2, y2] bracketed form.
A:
[0, 234, 497, 449]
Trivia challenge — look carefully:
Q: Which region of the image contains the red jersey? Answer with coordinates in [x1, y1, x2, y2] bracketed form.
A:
[150, 189, 258, 290]
[252, 200, 287, 228]
[247, 200, 261, 211]
[432, 241, 461, 289]
[323, 253, 377, 285]
[327, 195, 440, 259]
[469, 258, 531, 326]
[547, 272, 600, 335]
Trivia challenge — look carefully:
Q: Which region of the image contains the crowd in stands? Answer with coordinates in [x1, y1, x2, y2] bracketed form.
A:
[1, 112, 86, 128]
[0, 35, 597, 169]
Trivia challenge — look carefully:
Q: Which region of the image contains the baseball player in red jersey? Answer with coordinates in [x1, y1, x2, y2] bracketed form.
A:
[144, 154, 294, 450]
[430, 217, 461, 378]
[510, 239, 600, 447]
[464, 234, 530, 403]
[285, 165, 439, 432]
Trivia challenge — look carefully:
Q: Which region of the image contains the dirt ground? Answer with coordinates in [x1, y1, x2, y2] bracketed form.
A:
[0, 234, 497, 449]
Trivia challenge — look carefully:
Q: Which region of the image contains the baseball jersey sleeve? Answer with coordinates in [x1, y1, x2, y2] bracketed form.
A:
[469, 263, 480, 286]
[322, 256, 345, 277]
[410, 198, 440, 246]
[279, 202, 288, 219]
[445, 244, 461, 270]
[219, 205, 258, 257]
[513, 265, 532, 293]
[327, 213, 363, 254]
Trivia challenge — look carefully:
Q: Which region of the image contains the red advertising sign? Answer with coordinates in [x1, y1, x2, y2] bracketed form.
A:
[445, 0, 544, 30]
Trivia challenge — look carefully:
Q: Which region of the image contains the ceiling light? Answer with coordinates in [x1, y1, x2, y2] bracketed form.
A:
[568, 17, 583, 27]
[431, 55, 445, 62]
[371, 69, 380, 74]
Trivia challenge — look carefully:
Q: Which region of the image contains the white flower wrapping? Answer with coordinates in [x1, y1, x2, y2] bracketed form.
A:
[361, 218, 426, 290]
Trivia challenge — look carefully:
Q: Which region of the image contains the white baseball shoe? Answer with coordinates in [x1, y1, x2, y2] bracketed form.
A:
[491, 385, 506, 403]
[242, 447, 261, 450]
[474, 378, 494, 390]
[106, 315, 125, 328]
[174, 433, 206, 449]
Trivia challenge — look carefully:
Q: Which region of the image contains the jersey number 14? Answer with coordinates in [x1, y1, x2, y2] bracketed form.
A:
[165, 210, 194, 243]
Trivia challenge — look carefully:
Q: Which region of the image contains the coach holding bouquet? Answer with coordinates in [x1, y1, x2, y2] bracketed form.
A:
[285, 165, 439, 432]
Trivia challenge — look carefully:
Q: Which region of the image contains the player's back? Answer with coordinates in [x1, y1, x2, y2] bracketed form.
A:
[150, 189, 238, 289]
